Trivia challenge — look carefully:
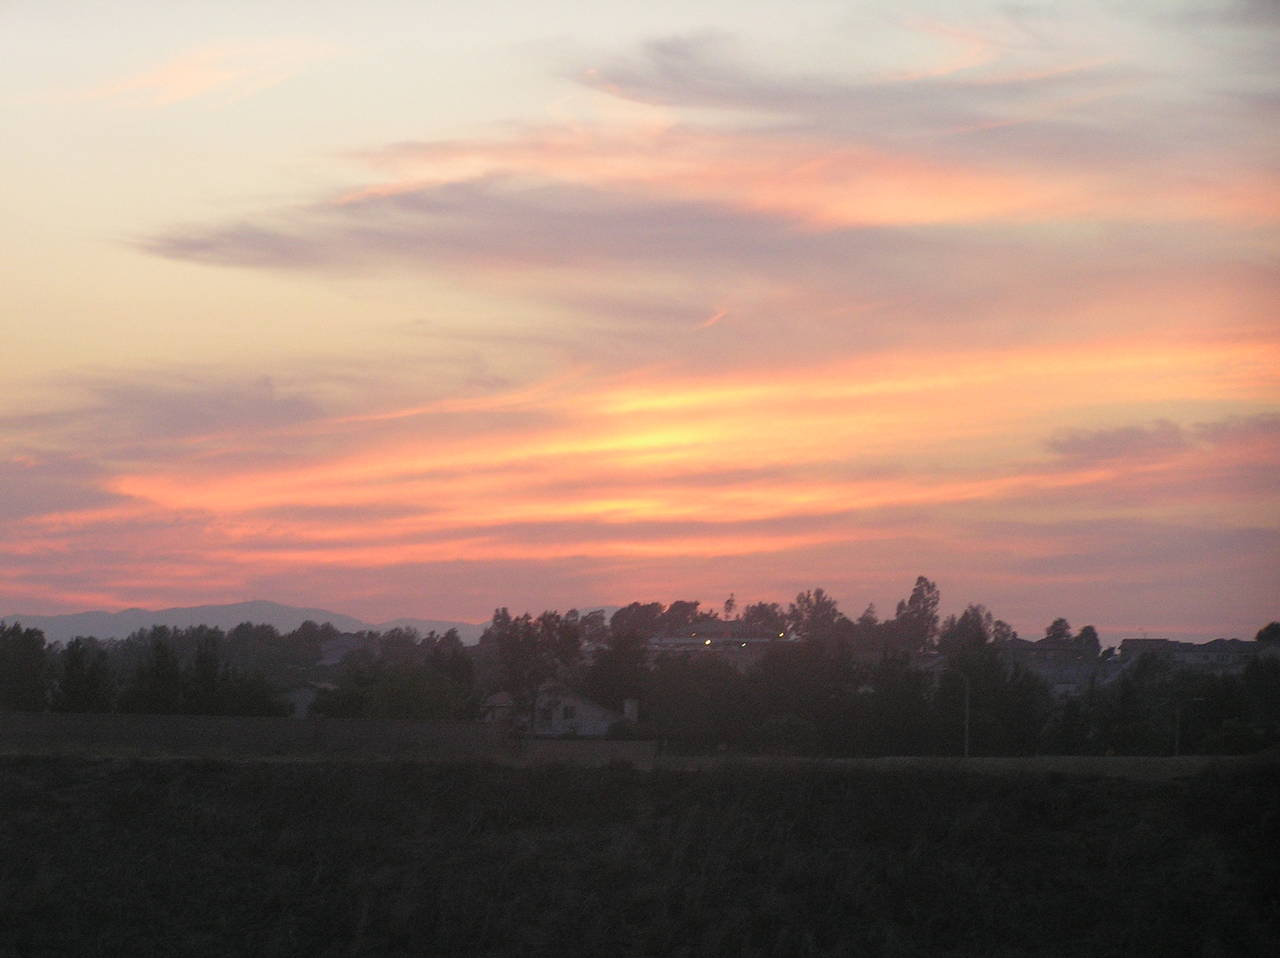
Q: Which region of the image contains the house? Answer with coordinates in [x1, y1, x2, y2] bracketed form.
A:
[482, 684, 634, 737]
[647, 618, 793, 672]
[480, 690, 517, 725]
[997, 638, 1124, 698]
[1118, 637, 1259, 674]
[533, 683, 625, 737]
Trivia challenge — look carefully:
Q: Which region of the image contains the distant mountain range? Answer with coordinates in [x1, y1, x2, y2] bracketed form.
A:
[0, 600, 486, 645]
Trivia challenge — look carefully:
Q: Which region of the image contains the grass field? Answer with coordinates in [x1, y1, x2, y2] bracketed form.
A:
[655, 753, 1248, 781]
[2, 754, 1277, 957]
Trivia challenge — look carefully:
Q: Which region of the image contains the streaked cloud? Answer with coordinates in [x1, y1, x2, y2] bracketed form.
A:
[5, 335, 1274, 633]
[1047, 420, 1190, 462]
[3, 1, 1276, 638]
[68, 38, 337, 107]
[1194, 412, 1280, 445]
[1, 375, 324, 454]
[574, 31, 1129, 137]
[0, 455, 129, 521]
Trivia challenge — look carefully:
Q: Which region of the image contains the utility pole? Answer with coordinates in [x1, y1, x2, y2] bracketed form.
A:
[960, 670, 972, 759]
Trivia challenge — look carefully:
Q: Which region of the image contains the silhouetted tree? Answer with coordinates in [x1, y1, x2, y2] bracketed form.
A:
[861, 656, 933, 755]
[1095, 653, 1170, 754]
[787, 589, 846, 653]
[883, 577, 940, 656]
[290, 620, 335, 645]
[585, 631, 648, 712]
[228, 621, 281, 645]
[1044, 618, 1072, 644]
[186, 633, 222, 714]
[1044, 697, 1089, 754]
[938, 639, 1052, 756]
[428, 629, 475, 693]
[1242, 657, 1280, 732]
[657, 600, 706, 634]
[378, 627, 423, 667]
[1076, 625, 1101, 660]
[55, 637, 113, 712]
[739, 601, 786, 637]
[854, 604, 879, 632]
[937, 604, 993, 657]
[0, 622, 48, 711]
[609, 602, 664, 639]
[644, 654, 746, 753]
[537, 610, 582, 667]
[746, 641, 844, 754]
[846, 604, 882, 660]
[576, 609, 609, 647]
[312, 646, 466, 720]
[119, 637, 184, 714]
[223, 620, 314, 686]
[1256, 622, 1280, 644]
[482, 608, 581, 723]
[991, 619, 1018, 644]
[991, 663, 1054, 755]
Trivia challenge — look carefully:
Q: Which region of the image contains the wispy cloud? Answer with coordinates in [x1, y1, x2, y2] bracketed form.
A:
[7, 343, 1274, 586]
[574, 31, 1128, 138]
[0, 374, 326, 472]
[0, 455, 129, 521]
[69, 38, 336, 107]
[6, 7, 1277, 635]
[135, 30, 1276, 297]
[1047, 420, 1190, 462]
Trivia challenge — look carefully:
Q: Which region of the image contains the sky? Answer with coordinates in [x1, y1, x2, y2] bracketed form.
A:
[2, 0, 1277, 642]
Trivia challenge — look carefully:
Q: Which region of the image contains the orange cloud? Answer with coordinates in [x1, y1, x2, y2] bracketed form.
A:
[43, 331, 1263, 584]
[345, 126, 1082, 227]
[340, 105, 1276, 229]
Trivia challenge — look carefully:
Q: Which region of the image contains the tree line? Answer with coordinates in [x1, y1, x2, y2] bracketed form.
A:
[3, 577, 1278, 756]
[0, 618, 479, 721]
[1, 621, 301, 717]
[469, 577, 1280, 756]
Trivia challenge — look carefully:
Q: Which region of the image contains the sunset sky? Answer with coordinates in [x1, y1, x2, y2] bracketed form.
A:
[3, 0, 1277, 641]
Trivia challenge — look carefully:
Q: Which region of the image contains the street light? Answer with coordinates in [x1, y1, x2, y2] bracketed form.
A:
[958, 670, 972, 759]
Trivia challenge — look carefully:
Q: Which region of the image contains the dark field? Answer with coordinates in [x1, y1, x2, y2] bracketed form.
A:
[2, 756, 1277, 957]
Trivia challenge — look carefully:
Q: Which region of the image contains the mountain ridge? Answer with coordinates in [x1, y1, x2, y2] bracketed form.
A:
[0, 599, 485, 645]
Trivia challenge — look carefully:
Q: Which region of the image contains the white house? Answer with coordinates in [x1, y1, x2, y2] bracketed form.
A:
[482, 683, 632, 737]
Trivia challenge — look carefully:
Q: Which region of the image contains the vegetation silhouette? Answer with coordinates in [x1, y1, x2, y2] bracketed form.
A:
[2, 584, 1278, 756]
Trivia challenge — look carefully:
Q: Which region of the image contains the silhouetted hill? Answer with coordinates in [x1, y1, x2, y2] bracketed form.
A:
[0, 600, 484, 645]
